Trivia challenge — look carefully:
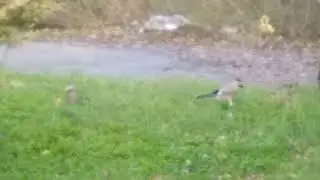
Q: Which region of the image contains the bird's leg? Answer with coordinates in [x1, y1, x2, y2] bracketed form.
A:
[227, 98, 234, 119]
[228, 97, 233, 108]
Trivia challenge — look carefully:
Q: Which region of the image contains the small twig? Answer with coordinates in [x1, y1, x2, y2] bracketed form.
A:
[301, 0, 311, 34]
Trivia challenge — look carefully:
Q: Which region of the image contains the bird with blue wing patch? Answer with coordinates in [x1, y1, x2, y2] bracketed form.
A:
[196, 77, 244, 108]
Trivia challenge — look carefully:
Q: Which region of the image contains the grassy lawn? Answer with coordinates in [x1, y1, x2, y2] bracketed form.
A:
[0, 71, 320, 180]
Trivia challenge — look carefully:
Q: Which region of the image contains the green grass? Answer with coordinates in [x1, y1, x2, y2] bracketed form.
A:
[1, 71, 320, 180]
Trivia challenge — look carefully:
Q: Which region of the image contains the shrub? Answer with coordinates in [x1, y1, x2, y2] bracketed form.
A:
[0, 0, 59, 42]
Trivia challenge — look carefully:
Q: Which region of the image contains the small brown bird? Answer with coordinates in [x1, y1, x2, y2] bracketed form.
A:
[196, 78, 244, 107]
[65, 83, 77, 104]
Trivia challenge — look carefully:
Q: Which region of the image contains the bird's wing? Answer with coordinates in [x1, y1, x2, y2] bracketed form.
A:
[219, 82, 238, 93]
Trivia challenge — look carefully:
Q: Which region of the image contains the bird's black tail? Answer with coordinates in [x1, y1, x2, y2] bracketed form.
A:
[196, 89, 219, 99]
[196, 93, 213, 99]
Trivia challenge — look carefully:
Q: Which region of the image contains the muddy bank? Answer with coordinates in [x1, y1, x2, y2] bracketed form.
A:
[176, 43, 319, 86]
[0, 39, 319, 86]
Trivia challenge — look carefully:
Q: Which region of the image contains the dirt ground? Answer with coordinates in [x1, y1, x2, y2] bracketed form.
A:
[15, 28, 320, 87]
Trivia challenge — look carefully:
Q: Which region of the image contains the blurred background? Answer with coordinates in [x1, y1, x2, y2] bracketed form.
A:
[1, 0, 320, 43]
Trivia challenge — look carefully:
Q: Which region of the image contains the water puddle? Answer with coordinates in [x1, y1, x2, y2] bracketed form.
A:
[0, 41, 228, 81]
[0, 40, 318, 86]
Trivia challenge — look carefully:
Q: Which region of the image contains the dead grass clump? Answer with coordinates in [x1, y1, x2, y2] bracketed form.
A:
[0, 0, 59, 42]
[48, 0, 151, 29]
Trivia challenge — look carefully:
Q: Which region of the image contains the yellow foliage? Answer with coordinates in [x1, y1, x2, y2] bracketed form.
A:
[259, 15, 275, 36]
